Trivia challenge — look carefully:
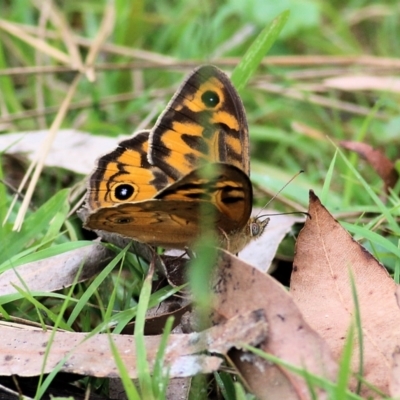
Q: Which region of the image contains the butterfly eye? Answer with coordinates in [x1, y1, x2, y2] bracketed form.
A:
[114, 184, 135, 201]
[201, 90, 220, 108]
[250, 222, 260, 237]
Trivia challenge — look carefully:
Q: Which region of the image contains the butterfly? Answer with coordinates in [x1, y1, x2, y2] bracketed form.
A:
[83, 65, 268, 253]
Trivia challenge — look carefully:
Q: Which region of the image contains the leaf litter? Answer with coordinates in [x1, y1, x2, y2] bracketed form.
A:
[3, 131, 400, 398]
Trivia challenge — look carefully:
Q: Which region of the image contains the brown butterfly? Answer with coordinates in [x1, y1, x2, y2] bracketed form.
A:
[84, 65, 268, 253]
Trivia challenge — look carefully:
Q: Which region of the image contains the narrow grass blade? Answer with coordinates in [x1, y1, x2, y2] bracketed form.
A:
[231, 10, 290, 91]
[395, 240, 400, 283]
[349, 271, 363, 395]
[342, 99, 385, 206]
[108, 333, 142, 400]
[0, 189, 71, 265]
[12, 285, 72, 331]
[152, 316, 174, 397]
[243, 344, 363, 399]
[35, 259, 85, 398]
[234, 382, 251, 400]
[321, 150, 338, 204]
[338, 149, 398, 233]
[342, 222, 400, 262]
[335, 322, 354, 399]
[66, 243, 131, 327]
[112, 284, 182, 334]
[135, 258, 156, 399]
[0, 240, 94, 270]
[214, 371, 236, 400]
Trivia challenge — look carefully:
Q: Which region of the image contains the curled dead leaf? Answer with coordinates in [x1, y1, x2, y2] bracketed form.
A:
[212, 250, 337, 400]
[291, 190, 400, 397]
[340, 141, 398, 191]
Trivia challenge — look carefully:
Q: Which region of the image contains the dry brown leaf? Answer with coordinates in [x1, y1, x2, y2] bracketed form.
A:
[390, 345, 400, 398]
[239, 211, 301, 273]
[291, 191, 400, 397]
[340, 141, 398, 191]
[166, 378, 191, 400]
[0, 129, 131, 175]
[0, 243, 113, 296]
[212, 251, 337, 400]
[160, 253, 189, 287]
[122, 298, 191, 335]
[0, 309, 267, 378]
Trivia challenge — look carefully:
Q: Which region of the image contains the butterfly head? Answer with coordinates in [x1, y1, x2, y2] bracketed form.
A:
[249, 216, 270, 240]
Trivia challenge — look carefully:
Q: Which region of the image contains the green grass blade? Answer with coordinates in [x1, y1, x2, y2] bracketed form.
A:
[111, 284, 182, 334]
[0, 40, 23, 114]
[395, 240, 400, 284]
[108, 333, 142, 400]
[0, 241, 94, 270]
[0, 155, 6, 237]
[342, 222, 400, 262]
[214, 371, 236, 400]
[243, 344, 363, 399]
[66, 244, 131, 327]
[135, 260, 156, 400]
[234, 382, 251, 400]
[152, 316, 174, 397]
[349, 272, 363, 395]
[335, 322, 354, 399]
[321, 150, 338, 204]
[35, 258, 85, 398]
[231, 10, 290, 91]
[338, 149, 398, 233]
[0, 189, 71, 265]
[342, 99, 385, 207]
[12, 285, 72, 331]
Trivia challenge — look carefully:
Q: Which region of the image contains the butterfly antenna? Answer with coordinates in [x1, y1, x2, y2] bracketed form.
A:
[255, 170, 305, 219]
[257, 210, 310, 220]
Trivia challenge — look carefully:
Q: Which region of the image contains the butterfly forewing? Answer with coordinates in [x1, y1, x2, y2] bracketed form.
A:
[149, 65, 250, 180]
[87, 131, 171, 210]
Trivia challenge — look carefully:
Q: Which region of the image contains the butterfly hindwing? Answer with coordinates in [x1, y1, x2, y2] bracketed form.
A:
[85, 163, 252, 249]
[156, 163, 252, 233]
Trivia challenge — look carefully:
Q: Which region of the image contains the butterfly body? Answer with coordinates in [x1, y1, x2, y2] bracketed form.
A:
[84, 65, 268, 253]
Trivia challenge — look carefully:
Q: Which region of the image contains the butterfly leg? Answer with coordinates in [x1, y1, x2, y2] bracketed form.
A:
[185, 247, 196, 259]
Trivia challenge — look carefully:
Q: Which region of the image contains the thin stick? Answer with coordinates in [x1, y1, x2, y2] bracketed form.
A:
[13, 73, 82, 230]
[0, 18, 71, 64]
